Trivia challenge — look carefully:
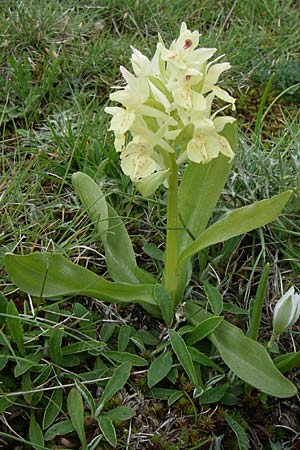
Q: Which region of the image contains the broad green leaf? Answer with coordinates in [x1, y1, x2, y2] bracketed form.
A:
[103, 351, 148, 367]
[178, 154, 232, 254]
[29, 412, 44, 450]
[96, 362, 131, 415]
[43, 388, 63, 429]
[147, 351, 172, 388]
[67, 388, 87, 449]
[178, 191, 292, 266]
[169, 329, 198, 386]
[6, 300, 25, 355]
[185, 302, 297, 398]
[225, 414, 250, 450]
[118, 325, 132, 352]
[154, 285, 173, 326]
[44, 420, 74, 441]
[185, 316, 224, 345]
[204, 282, 223, 315]
[4, 253, 159, 311]
[274, 352, 300, 373]
[104, 406, 135, 422]
[176, 154, 232, 303]
[98, 416, 117, 448]
[72, 172, 156, 285]
[49, 327, 63, 364]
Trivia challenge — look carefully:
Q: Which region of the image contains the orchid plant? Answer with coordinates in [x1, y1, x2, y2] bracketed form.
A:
[5, 24, 297, 399]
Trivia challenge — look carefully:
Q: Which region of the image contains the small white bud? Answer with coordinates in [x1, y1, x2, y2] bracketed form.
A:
[272, 286, 300, 335]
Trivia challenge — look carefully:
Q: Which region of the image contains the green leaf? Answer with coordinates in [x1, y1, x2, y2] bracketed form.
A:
[103, 351, 147, 367]
[169, 329, 198, 386]
[118, 325, 132, 352]
[44, 420, 74, 441]
[176, 154, 232, 302]
[14, 352, 41, 377]
[274, 352, 300, 373]
[154, 285, 173, 326]
[146, 387, 182, 400]
[72, 172, 156, 285]
[29, 412, 45, 450]
[225, 414, 250, 450]
[4, 253, 158, 310]
[103, 406, 135, 422]
[43, 388, 63, 430]
[67, 388, 87, 449]
[62, 340, 104, 355]
[188, 347, 224, 372]
[204, 281, 223, 315]
[96, 363, 131, 415]
[100, 322, 116, 342]
[49, 327, 63, 364]
[142, 243, 164, 261]
[197, 384, 228, 404]
[185, 316, 224, 346]
[178, 191, 292, 266]
[148, 351, 172, 388]
[98, 416, 117, 448]
[6, 300, 25, 355]
[247, 263, 270, 340]
[75, 380, 96, 416]
[185, 302, 297, 398]
[178, 154, 232, 254]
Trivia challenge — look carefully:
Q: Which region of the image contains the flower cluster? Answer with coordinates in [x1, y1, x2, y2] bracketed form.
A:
[105, 23, 236, 194]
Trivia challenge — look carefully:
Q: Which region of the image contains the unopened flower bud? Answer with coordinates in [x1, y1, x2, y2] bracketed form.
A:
[272, 286, 300, 335]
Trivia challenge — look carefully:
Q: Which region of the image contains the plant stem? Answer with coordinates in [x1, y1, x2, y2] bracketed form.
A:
[165, 154, 179, 302]
[267, 331, 278, 349]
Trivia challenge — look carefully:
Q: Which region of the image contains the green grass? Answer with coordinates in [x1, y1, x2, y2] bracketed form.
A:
[1, 1, 300, 448]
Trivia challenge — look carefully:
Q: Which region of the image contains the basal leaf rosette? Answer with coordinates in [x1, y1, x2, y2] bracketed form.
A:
[105, 22, 236, 195]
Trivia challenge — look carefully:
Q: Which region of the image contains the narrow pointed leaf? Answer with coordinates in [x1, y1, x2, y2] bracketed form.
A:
[103, 351, 148, 366]
[44, 420, 74, 441]
[154, 285, 173, 326]
[6, 300, 25, 355]
[169, 329, 198, 386]
[148, 351, 172, 388]
[67, 388, 87, 449]
[204, 282, 223, 315]
[96, 362, 131, 416]
[185, 316, 224, 345]
[185, 302, 297, 398]
[178, 191, 292, 265]
[98, 416, 117, 448]
[72, 172, 156, 284]
[4, 252, 158, 308]
[43, 388, 63, 430]
[225, 414, 250, 450]
[29, 412, 45, 450]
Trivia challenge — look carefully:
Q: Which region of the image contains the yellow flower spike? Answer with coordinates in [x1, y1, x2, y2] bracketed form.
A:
[106, 22, 236, 192]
